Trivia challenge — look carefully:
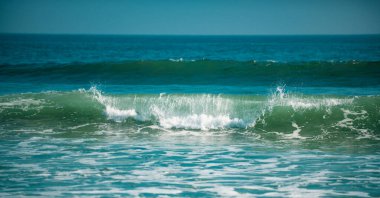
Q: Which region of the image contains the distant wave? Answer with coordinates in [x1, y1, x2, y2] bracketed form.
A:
[1, 60, 380, 87]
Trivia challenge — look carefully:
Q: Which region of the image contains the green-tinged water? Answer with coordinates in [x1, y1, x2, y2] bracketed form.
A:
[1, 87, 379, 142]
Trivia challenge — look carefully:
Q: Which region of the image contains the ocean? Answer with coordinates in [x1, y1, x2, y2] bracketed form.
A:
[0, 34, 380, 197]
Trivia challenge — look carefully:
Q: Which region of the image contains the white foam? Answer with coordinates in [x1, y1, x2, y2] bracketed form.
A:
[256, 158, 278, 163]
[67, 123, 92, 130]
[336, 108, 372, 139]
[267, 60, 278, 63]
[0, 98, 46, 112]
[127, 187, 182, 196]
[214, 186, 244, 197]
[159, 114, 247, 130]
[169, 58, 184, 62]
[86, 86, 255, 130]
[284, 122, 306, 139]
[87, 86, 143, 122]
[63, 188, 130, 195]
[241, 185, 274, 191]
[54, 172, 75, 180]
[105, 106, 139, 122]
[268, 86, 354, 110]
[0, 98, 44, 107]
[279, 97, 353, 110]
[169, 58, 196, 62]
[77, 158, 101, 165]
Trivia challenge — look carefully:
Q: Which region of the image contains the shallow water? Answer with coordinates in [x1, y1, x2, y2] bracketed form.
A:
[1, 134, 379, 197]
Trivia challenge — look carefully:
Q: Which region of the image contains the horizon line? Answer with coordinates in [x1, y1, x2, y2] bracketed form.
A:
[1, 32, 380, 37]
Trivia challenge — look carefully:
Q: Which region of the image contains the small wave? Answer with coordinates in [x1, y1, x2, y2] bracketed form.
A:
[2, 60, 380, 87]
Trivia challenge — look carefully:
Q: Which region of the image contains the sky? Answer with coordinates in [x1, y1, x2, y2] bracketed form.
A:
[0, 0, 379, 35]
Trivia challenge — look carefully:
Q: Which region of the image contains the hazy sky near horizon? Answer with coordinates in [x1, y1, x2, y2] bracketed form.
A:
[0, 0, 379, 35]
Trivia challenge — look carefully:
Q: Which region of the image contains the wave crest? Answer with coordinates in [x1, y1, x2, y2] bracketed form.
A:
[85, 86, 364, 134]
[88, 86, 255, 130]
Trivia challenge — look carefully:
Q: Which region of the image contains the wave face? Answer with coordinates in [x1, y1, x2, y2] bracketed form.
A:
[1, 60, 380, 87]
[1, 87, 379, 142]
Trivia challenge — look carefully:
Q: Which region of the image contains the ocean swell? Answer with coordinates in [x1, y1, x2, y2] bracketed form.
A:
[1, 60, 380, 87]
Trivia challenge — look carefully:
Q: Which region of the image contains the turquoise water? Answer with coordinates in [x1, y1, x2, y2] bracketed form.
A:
[1, 34, 380, 197]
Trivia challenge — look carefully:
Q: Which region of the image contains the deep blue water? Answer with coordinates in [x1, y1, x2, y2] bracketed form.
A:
[1, 34, 380, 197]
[1, 34, 380, 64]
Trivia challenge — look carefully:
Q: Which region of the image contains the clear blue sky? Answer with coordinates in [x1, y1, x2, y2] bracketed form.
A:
[0, 0, 379, 35]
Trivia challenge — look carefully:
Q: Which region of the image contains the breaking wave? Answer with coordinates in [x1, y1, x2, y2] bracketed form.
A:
[1, 86, 379, 141]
